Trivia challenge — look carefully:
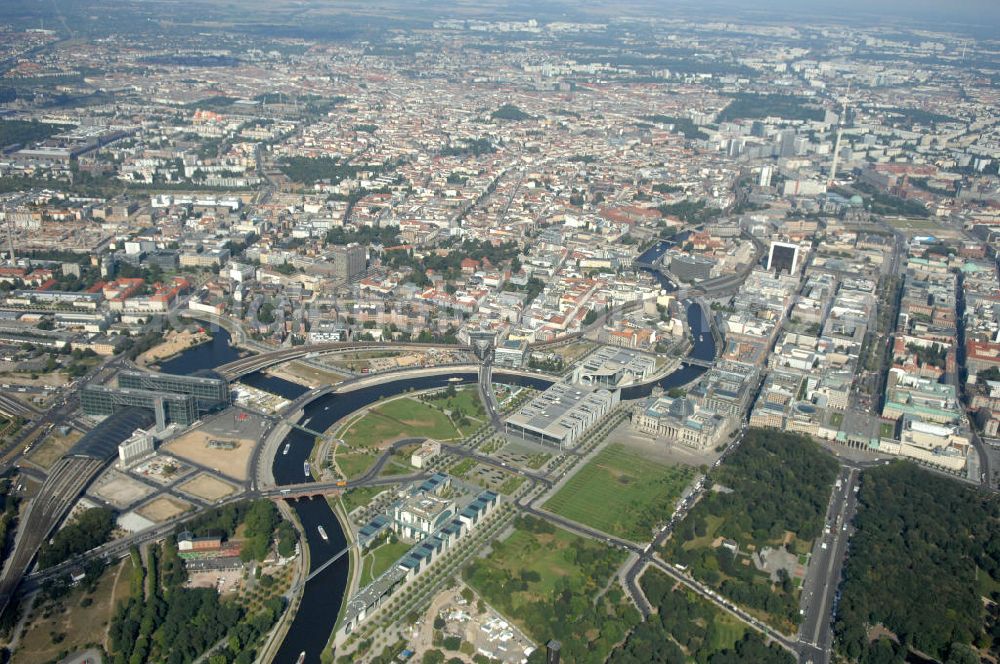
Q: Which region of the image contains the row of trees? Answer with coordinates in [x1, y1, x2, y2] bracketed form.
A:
[834, 462, 1000, 663]
[325, 224, 400, 247]
[382, 239, 520, 288]
[0, 119, 67, 148]
[664, 429, 838, 629]
[109, 502, 294, 664]
[610, 569, 794, 664]
[37, 507, 115, 569]
[0, 474, 19, 572]
[110, 542, 243, 664]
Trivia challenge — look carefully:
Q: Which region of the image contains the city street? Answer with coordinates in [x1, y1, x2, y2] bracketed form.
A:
[797, 466, 860, 664]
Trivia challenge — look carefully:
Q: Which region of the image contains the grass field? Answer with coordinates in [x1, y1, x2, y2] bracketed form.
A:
[342, 397, 461, 448]
[336, 485, 388, 515]
[335, 450, 377, 479]
[544, 444, 695, 541]
[886, 217, 942, 231]
[16, 558, 132, 661]
[27, 429, 83, 470]
[361, 540, 411, 585]
[464, 516, 635, 663]
[481, 527, 586, 595]
[425, 386, 485, 421]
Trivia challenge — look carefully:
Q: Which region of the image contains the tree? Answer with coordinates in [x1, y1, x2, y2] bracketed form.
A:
[37, 508, 115, 569]
[422, 650, 445, 664]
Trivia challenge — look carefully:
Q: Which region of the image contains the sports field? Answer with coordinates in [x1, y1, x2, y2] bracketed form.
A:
[544, 443, 695, 541]
[341, 397, 461, 448]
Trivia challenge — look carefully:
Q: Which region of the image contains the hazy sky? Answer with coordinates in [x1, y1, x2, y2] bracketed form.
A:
[600, 0, 1000, 29]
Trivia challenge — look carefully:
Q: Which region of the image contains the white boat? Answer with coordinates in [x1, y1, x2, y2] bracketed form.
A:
[304, 461, 311, 477]
[297, 653, 306, 664]
[317, 526, 328, 541]
[282, 443, 290, 455]
[447, 377, 463, 382]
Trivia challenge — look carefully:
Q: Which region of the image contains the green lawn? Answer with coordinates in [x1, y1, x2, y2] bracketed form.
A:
[886, 217, 941, 231]
[477, 526, 587, 596]
[708, 610, 748, 652]
[362, 540, 411, 585]
[342, 397, 461, 448]
[335, 451, 377, 479]
[830, 412, 844, 427]
[337, 485, 387, 514]
[523, 452, 551, 469]
[544, 444, 695, 541]
[379, 458, 414, 477]
[880, 421, 895, 438]
[426, 386, 486, 421]
[682, 513, 725, 551]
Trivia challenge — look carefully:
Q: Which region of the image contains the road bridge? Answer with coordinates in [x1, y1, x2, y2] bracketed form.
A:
[216, 342, 472, 380]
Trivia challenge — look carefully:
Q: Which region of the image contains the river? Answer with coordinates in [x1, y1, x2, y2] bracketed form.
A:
[160, 304, 715, 663]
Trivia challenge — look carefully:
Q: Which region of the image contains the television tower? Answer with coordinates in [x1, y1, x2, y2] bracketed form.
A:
[828, 85, 851, 188]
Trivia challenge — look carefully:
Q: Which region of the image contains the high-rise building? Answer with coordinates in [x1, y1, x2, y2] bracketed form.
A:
[778, 129, 797, 158]
[758, 166, 773, 188]
[330, 243, 366, 283]
[118, 430, 155, 467]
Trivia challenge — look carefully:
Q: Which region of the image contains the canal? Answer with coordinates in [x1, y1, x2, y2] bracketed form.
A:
[159, 303, 715, 662]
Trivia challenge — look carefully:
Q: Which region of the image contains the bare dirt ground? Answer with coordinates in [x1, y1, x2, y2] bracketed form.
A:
[25, 429, 83, 470]
[137, 329, 211, 367]
[186, 569, 244, 596]
[0, 373, 68, 387]
[162, 429, 254, 481]
[178, 473, 239, 501]
[135, 495, 192, 522]
[90, 470, 156, 508]
[408, 584, 535, 663]
[266, 361, 346, 388]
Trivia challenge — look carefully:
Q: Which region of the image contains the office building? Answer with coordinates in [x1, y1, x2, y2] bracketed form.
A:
[118, 370, 230, 410]
[670, 253, 715, 282]
[766, 242, 800, 275]
[331, 243, 366, 282]
[82, 385, 199, 428]
[117, 429, 155, 467]
[573, 345, 655, 387]
[505, 382, 619, 449]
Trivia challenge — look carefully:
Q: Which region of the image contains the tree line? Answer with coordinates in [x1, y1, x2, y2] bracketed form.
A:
[609, 568, 794, 664]
[664, 429, 839, 629]
[834, 462, 1000, 663]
